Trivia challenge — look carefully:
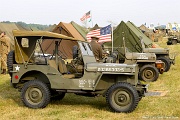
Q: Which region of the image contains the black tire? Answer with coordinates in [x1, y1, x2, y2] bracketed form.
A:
[137, 91, 144, 101]
[21, 80, 51, 109]
[172, 39, 177, 45]
[7, 50, 15, 77]
[167, 41, 172, 45]
[106, 82, 139, 113]
[51, 90, 66, 100]
[157, 57, 171, 72]
[139, 64, 159, 82]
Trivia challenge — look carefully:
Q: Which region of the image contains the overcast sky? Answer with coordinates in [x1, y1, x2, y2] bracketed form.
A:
[0, 0, 179, 27]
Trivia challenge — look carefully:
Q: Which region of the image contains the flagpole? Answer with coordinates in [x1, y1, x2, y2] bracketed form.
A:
[111, 24, 113, 53]
[85, 17, 87, 29]
[91, 10, 93, 28]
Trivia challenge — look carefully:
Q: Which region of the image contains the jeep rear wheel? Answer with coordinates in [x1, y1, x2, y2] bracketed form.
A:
[21, 80, 51, 108]
[139, 65, 159, 82]
[106, 82, 139, 113]
[157, 57, 171, 72]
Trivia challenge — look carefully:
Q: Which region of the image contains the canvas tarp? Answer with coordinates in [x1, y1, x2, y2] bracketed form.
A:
[104, 21, 153, 52]
[41, 22, 85, 59]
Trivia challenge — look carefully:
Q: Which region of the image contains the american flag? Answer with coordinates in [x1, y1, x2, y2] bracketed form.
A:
[86, 24, 111, 43]
[80, 11, 91, 22]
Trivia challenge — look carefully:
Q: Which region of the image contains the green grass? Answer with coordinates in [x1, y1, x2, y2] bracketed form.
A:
[0, 39, 180, 120]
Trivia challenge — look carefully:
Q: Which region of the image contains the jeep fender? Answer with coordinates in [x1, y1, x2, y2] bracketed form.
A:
[93, 72, 138, 91]
[19, 70, 50, 84]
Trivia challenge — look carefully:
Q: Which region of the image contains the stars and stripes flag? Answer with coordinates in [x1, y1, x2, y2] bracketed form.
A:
[86, 24, 112, 43]
[80, 11, 91, 22]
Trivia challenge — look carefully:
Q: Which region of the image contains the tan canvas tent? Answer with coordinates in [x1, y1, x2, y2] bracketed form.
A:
[41, 22, 85, 59]
[0, 23, 20, 50]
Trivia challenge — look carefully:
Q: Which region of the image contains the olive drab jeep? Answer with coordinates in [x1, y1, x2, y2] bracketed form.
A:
[141, 38, 175, 72]
[8, 30, 148, 113]
[167, 33, 180, 45]
[113, 37, 164, 82]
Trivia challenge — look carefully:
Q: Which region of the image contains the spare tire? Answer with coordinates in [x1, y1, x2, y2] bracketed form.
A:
[7, 50, 15, 77]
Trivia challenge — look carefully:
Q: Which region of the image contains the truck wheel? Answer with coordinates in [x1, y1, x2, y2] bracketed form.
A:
[139, 65, 159, 82]
[172, 39, 177, 45]
[7, 50, 15, 77]
[157, 57, 171, 72]
[106, 82, 139, 113]
[51, 90, 66, 100]
[21, 80, 51, 108]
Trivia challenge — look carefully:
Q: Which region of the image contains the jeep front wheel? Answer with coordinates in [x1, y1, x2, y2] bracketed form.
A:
[139, 65, 159, 82]
[21, 80, 51, 108]
[106, 82, 139, 113]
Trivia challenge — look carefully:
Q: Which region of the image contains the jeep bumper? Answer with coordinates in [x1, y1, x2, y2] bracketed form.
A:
[155, 60, 165, 74]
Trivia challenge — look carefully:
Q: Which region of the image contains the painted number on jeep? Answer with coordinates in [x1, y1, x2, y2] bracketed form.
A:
[79, 79, 95, 88]
[137, 55, 148, 59]
[97, 67, 124, 72]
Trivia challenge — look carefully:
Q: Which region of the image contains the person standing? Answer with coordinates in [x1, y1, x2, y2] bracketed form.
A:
[0, 31, 10, 74]
[90, 36, 103, 61]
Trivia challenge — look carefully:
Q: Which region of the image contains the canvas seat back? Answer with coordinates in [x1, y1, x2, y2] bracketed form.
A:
[48, 60, 58, 70]
[58, 59, 68, 74]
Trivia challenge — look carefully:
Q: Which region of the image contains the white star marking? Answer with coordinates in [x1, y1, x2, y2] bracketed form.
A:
[15, 65, 20, 71]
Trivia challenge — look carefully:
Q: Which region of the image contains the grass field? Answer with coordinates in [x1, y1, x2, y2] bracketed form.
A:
[0, 39, 180, 120]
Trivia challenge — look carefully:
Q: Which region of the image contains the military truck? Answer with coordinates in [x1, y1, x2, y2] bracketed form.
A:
[8, 30, 147, 113]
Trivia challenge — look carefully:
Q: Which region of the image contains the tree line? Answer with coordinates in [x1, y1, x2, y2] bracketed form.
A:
[1, 21, 52, 30]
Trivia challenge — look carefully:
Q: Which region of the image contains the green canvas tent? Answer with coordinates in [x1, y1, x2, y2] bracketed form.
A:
[104, 21, 153, 52]
[71, 21, 88, 40]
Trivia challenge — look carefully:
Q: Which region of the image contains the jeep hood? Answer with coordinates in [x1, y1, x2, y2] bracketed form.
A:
[143, 48, 169, 54]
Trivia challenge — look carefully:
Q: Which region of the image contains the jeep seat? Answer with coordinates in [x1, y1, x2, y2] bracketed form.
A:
[58, 59, 75, 79]
[48, 60, 58, 70]
[58, 59, 68, 74]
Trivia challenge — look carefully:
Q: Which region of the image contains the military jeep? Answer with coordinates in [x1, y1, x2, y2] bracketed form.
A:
[167, 34, 180, 45]
[110, 37, 164, 82]
[141, 38, 175, 72]
[8, 30, 147, 113]
[116, 47, 164, 82]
